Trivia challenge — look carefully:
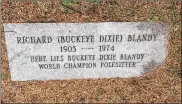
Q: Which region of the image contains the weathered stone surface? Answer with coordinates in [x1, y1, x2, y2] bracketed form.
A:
[3, 22, 168, 81]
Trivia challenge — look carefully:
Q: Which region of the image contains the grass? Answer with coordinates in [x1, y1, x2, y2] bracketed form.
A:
[1, 73, 8, 79]
[88, 0, 100, 3]
[62, 0, 76, 5]
[61, 0, 83, 14]
[172, 2, 178, 25]
[1, 1, 181, 103]
[87, 16, 92, 22]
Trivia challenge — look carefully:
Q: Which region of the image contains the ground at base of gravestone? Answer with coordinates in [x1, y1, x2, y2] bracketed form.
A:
[1, 1, 181, 103]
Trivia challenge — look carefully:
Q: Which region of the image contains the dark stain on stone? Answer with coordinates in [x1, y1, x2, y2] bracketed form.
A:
[142, 59, 160, 74]
[4, 30, 17, 33]
[136, 22, 169, 35]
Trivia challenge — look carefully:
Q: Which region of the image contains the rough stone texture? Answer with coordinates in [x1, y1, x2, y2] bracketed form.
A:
[3, 22, 168, 81]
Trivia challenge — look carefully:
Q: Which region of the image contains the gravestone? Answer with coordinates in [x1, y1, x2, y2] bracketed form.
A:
[3, 22, 168, 81]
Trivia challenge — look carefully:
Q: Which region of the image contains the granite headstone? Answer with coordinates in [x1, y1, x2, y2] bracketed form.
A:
[3, 22, 168, 81]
